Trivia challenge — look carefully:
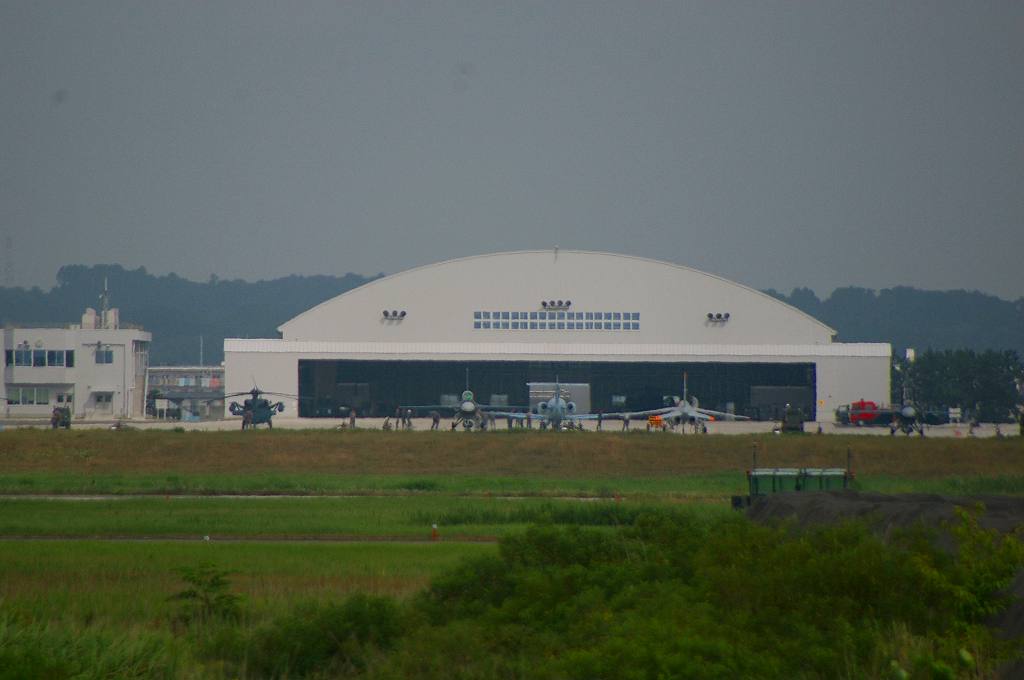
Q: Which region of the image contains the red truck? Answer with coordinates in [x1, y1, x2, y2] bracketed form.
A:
[835, 400, 897, 426]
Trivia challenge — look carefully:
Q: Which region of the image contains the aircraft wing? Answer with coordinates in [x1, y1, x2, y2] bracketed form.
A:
[400, 404, 460, 413]
[694, 408, 749, 421]
[484, 410, 530, 420]
[561, 413, 602, 421]
[593, 406, 679, 420]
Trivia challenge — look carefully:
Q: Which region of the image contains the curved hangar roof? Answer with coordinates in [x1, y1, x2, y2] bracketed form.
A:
[280, 251, 835, 346]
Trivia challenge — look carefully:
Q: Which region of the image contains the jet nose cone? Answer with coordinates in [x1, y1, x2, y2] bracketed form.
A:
[461, 401, 475, 413]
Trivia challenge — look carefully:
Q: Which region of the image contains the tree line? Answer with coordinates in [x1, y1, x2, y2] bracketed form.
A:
[891, 349, 1023, 422]
[2, 268, 1023, 413]
[0, 264, 378, 365]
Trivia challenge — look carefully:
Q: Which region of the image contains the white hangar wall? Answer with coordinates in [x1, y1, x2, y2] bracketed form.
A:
[280, 251, 836, 345]
[223, 341, 891, 423]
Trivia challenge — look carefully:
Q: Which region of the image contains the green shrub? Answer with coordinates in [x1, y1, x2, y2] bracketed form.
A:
[372, 510, 1023, 679]
[169, 563, 242, 624]
[247, 594, 403, 678]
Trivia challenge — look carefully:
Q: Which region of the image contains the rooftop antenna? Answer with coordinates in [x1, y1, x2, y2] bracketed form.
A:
[99, 277, 110, 328]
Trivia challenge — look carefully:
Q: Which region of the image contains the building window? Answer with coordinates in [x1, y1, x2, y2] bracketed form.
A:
[529, 322, 538, 329]
[474, 311, 481, 319]
[474, 321, 481, 329]
[66, 350, 74, 367]
[529, 312, 537, 320]
[96, 348, 114, 364]
[46, 350, 65, 367]
[32, 350, 46, 367]
[5, 386, 50, 405]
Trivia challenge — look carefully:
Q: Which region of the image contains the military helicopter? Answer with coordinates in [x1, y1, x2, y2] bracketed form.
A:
[225, 387, 293, 430]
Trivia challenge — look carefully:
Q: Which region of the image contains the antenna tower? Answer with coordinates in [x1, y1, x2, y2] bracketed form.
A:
[99, 277, 111, 328]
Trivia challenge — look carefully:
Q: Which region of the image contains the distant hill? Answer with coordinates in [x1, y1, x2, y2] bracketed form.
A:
[0, 265, 379, 365]
[764, 286, 1024, 356]
[3, 266, 1021, 364]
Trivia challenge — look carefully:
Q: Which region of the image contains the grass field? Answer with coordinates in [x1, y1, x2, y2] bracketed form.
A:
[1, 429, 1022, 497]
[0, 541, 494, 626]
[0, 429, 1021, 677]
[0, 496, 729, 538]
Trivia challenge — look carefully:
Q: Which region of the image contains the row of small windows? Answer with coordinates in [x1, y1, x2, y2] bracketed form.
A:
[4, 349, 76, 368]
[2, 386, 73, 405]
[474, 311, 640, 321]
[474, 320, 641, 331]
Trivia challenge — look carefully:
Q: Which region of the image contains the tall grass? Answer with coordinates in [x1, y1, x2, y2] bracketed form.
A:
[0, 615, 182, 679]
[0, 541, 493, 629]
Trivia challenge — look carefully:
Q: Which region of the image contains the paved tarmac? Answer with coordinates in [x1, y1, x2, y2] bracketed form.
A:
[0, 416, 1017, 437]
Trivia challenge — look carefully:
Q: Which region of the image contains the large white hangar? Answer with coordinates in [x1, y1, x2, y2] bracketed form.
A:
[224, 250, 890, 422]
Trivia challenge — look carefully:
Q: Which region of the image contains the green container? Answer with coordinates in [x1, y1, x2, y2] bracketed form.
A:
[748, 467, 848, 496]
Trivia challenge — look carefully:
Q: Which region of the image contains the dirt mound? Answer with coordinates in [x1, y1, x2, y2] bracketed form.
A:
[746, 490, 1024, 538]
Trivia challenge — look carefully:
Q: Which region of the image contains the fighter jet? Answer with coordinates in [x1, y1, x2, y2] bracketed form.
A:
[405, 388, 526, 430]
[401, 371, 527, 430]
[614, 373, 749, 427]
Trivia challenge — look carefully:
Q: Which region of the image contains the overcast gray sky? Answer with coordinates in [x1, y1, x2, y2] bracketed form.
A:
[2, 1, 1022, 298]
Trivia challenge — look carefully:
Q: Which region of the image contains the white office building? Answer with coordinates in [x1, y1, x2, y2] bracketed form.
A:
[2, 306, 151, 420]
